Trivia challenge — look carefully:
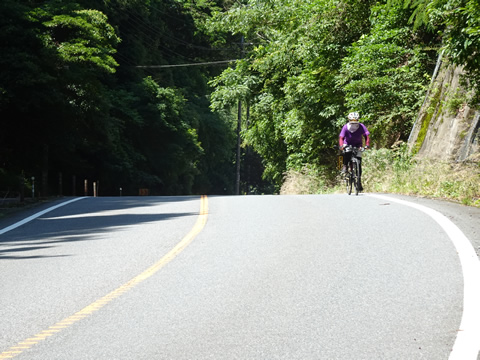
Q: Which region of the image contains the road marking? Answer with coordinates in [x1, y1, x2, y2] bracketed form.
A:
[0, 195, 208, 359]
[0, 197, 87, 235]
[368, 194, 480, 360]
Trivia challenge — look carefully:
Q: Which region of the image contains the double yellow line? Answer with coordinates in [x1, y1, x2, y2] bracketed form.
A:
[0, 195, 209, 359]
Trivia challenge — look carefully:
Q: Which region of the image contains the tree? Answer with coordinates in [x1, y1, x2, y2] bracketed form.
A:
[392, 0, 480, 96]
[1, 0, 238, 196]
[1, 0, 120, 195]
[434, 0, 480, 94]
[337, 3, 438, 147]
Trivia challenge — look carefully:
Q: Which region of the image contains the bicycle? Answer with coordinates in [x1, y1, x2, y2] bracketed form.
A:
[341, 146, 364, 196]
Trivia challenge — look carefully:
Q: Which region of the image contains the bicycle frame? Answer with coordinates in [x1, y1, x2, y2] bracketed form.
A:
[343, 146, 363, 196]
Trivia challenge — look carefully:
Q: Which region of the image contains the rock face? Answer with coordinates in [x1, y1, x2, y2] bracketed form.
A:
[408, 52, 480, 162]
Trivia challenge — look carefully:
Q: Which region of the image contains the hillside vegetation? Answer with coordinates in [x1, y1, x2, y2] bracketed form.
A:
[1, 0, 479, 199]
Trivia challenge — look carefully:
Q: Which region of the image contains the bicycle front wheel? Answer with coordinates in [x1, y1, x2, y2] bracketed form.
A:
[353, 160, 360, 195]
[346, 172, 352, 195]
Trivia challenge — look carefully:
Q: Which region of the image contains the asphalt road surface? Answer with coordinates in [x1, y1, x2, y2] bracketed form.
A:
[1, 194, 479, 360]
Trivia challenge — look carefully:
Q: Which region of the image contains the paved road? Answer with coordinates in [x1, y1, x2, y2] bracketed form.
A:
[0, 195, 479, 359]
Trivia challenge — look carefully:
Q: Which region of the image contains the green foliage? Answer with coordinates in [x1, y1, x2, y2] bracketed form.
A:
[387, 0, 431, 30]
[208, 0, 375, 187]
[42, 9, 120, 73]
[434, 0, 480, 96]
[388, 0, 480, 99]
[445, 88, 467, 115]
[338, 3, 435, 147]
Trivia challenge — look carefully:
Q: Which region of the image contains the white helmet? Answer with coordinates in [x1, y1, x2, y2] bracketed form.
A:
[348, 112, 360, 121]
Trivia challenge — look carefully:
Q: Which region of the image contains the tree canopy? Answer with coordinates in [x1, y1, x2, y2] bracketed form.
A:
[1, 0, 236, 196]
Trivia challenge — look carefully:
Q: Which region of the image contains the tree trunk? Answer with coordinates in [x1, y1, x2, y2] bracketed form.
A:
[42, 144, 49, 197]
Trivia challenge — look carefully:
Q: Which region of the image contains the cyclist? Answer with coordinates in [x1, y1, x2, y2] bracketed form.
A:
[339, 112, 370, 191]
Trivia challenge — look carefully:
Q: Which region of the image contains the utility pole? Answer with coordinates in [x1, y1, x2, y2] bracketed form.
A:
[245, 103, 250, 194]
[235, 99, 242, 195]
[235, 35, 245, 195]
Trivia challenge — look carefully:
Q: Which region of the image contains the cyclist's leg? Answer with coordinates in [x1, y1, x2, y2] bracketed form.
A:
[342, 152, 350, 172]
[342, 152, 352, 172]
[358, 158, 364, 191]
[352, 159, 359, 195]
[346, 168, 352, 195]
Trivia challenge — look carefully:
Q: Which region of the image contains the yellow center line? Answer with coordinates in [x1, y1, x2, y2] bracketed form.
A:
[0, 195, 209, 359]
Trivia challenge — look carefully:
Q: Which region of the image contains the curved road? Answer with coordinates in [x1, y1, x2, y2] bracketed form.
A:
[0, 194, 479, 359]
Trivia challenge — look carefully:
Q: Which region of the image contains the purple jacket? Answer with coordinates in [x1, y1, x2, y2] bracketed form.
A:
[339, 123, 370, 147]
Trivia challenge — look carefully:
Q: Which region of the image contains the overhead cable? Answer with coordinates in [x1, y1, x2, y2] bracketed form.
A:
[135, 60, 238, 68]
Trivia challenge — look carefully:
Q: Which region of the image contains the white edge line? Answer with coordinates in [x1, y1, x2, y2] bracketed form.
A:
[0, 197, 87, 236]
[368, 194, 480, 360]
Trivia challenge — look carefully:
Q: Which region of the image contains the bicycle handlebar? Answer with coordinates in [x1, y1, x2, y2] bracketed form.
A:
[342, 145, 365, 152]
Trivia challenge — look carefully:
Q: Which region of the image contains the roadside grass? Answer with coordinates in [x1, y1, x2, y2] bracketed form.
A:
[281, 165, 338, 195]
[281, 144, 480, 207]
[362, 145, 480, 207]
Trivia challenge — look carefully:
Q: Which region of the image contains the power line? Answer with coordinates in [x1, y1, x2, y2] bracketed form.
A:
[135, 60, 239, 68]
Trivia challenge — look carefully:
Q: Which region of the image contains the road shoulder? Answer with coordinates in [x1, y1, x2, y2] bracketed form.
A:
[374, 193, 480, 258]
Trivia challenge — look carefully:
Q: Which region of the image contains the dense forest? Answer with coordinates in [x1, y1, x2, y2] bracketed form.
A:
[0, 0, 239, 197]
[1, 0, 479, 196]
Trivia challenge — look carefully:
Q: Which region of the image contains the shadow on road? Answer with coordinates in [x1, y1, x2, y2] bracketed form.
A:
[0, 196, 200, 260]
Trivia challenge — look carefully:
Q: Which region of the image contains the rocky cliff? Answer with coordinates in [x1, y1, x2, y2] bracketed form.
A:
[408, 52, 480, 162]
